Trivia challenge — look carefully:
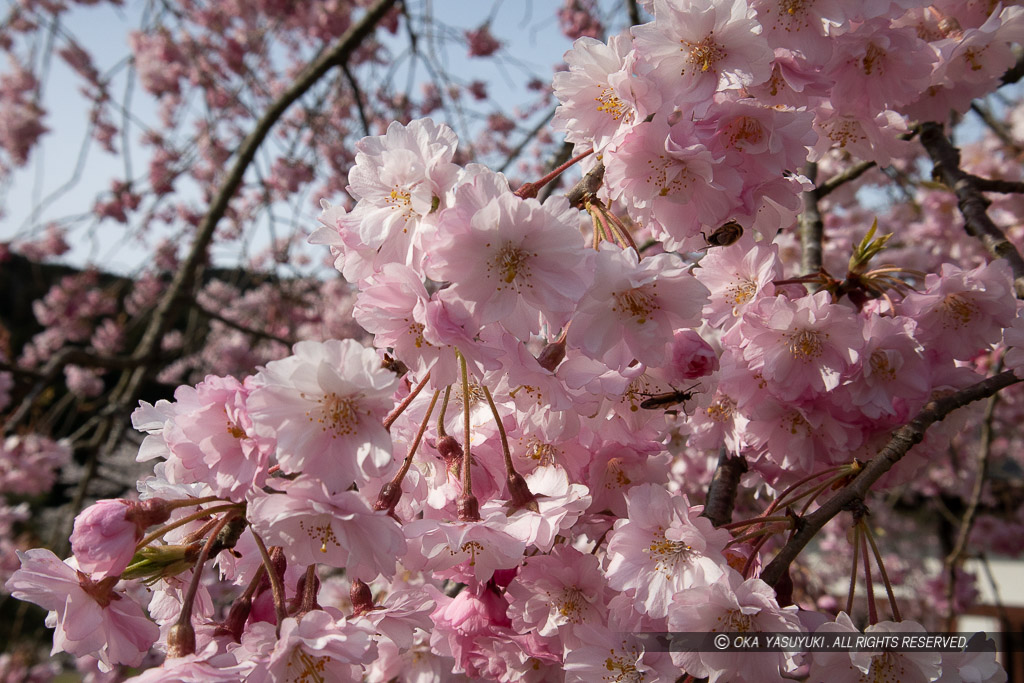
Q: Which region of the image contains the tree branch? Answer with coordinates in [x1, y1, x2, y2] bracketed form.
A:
[964, 175, 1024, 195]
[701, 448, 748, 528]
[565, 159, 605, 209]
[760, 370, 1021, 587]
[814, 160, 877, 200]
[919, 121, 1024, 298]
[799, 161, 823, 274]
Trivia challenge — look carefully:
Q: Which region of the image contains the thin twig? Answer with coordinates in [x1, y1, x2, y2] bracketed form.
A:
[814, 160, 876, 200]
[192, 300, 296, 347]
[944, 376, 1001, 629]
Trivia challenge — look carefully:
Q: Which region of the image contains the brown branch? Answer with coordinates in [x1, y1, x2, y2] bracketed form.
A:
[919, 121, 1024, 298]
[966, 175, 1024, 195]
[341, 62, 371, 137]
[701, 448, 748, 528]
[970, 102, 1023, 155]
[48, 0, 399, 552]
[565, 159, 605, 209]
[192, 300, 296, 347]
[5, 347, 148, 431]
[760, 370, 1021, 588]
[944, 374, 1000, 629]
[814, 160, 877, 200]
[1000, 47, 1024, 86]
[799, 162, 823, 274]
[128, 0, 398, 371]
[625, 0, 642, 26]
[499, 106, 557, 175]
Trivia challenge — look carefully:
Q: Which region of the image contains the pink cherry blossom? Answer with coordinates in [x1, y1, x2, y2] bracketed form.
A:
[482, 465, 591, 552]
[843, 314, 930, 420]
[248, 477, 405, 580]
[426, 188, 592, 340]
[605, 483, 731, 618]
[5, 549, 159, 671]
[552, 34, 656, 152]
[1003, 311, 1024, 379]
[428, 582, 559, 679]
[247, 339, 397, 490]
[243, 610, 377, 683]
[633, 0, 773, 106]
[569, 244, 709, 369]
[403, 516, 526, 584]
[603, 117, 737, 246]
[809, 612, 941, 683]
[738, 290, 864, 401]
[668, 568, 804, 682]
[505, 544, 608, 649]
[696, 239, 783, 329]
[70, 498, 171, 577]
[563, 622, 679, 682]
[900, 260, 1016, 361]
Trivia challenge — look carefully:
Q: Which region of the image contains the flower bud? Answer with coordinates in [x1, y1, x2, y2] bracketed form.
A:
[350, 579, 375, 617]
[457, 493, 481, 522]
[506, 472, 539, 513]
[373, 481, 403, 513]
[215, 594, 252, 641]
[167, 622, 196, 658]
[536, 339, 566, 372]
[436, 435, 464, 478]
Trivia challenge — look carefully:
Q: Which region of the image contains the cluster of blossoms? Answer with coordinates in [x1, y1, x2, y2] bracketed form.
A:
[7, 0, 1024, 681]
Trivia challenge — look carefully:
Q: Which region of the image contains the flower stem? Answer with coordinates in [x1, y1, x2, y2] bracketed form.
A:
[846, 523, 861, 616]
[481, 385, 514, 476]
[763, 465, 846, 516]
[436, 384, 452, 437]
[863, 521, 900, 621]
[394, 389, 440, 484]
[458, 351, 473, 495]
[514, 148, 594, 198]
[383, 371, 431, 431]
[174, 509, 240, 650]
[251, 529, 288, 634]
[861, 523, 878, 625]
[136, 503, 244, 551]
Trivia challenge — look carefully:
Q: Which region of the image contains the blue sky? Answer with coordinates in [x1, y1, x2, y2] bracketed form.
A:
[0, 1, 593, 274]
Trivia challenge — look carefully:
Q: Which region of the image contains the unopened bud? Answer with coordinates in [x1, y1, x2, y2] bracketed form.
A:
[350, 579, 375, 617]
[457, 493, 481, 522]
[215, 594, 253, 641]
[257, 547, 287, 596]
[374, 481, 403, 513]
[536, 339, 566, 373]
[514, 181, 538, 199]
[294, 569, 322, 619]
[436, 435, 464, 477]
[506, 472, 539, 513]
[167, 621, 196, 658]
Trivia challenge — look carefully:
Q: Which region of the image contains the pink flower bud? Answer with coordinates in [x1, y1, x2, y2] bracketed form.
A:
[70, 499, 143, 577]
[350, 579, 375, 617]
[667, 329, 719, 382]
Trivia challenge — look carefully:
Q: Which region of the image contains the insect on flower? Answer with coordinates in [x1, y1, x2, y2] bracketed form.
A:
[703, 220, 743, 248]
[639, 383, 702, 410]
